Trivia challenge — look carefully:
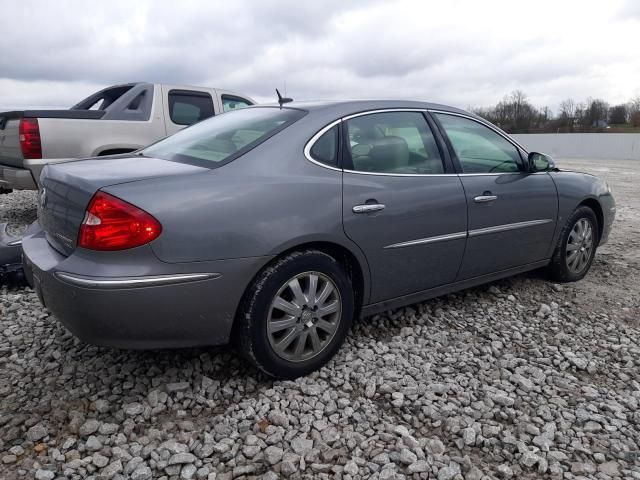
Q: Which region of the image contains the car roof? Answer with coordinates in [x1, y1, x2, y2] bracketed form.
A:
[257, 99, 474, 118]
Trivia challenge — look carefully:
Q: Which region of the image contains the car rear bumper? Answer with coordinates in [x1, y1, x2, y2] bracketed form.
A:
[0, 164, 37, 190]
[22, 223, 271, 349]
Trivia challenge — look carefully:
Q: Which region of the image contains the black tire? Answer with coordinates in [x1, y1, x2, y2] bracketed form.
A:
[548, 206, 599, 282]
[235, 250, 354, 379]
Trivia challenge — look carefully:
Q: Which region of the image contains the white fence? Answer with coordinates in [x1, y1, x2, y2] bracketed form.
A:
[512, 133, 640, 160]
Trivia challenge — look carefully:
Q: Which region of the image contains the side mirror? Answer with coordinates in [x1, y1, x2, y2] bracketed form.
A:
[527, 152, 555, 172]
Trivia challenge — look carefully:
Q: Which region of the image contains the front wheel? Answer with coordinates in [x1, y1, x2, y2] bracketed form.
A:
[235, 250, 354, 379]
[548, 206, 598, 282]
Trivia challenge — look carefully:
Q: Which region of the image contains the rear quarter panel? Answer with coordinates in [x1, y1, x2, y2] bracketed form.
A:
[102, 119, 366, 269]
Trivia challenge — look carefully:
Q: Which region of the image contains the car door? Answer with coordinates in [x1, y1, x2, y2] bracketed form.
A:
[338, 110, 468, 303]
[161, 85, 218, 136]
[432, 112, 558, 279]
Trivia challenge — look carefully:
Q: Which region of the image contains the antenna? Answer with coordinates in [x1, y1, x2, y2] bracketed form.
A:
[276, 88, 293, 108]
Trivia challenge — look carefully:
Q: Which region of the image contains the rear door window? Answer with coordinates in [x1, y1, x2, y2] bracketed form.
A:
[345, 112, 445, 174]
[168, 91, 215, 126]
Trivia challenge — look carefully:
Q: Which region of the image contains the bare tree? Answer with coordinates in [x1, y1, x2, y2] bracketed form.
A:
[559, 98, 576, 119]
[574, 102, 586, 127]
[474, 92, 640, 132]
[541, 106, 551, 122]
[629, 96, 640, 127]
[608, 104, 628, 125]
[584, 98, 609, 128]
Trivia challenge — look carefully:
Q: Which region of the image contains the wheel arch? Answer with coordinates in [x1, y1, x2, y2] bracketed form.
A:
[232, 237, 371, 340]
[578, 197, 604, 243]
[275, 240, 369, 316]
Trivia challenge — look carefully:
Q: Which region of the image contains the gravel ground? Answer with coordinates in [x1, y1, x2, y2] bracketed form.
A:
[1, 158, 639, 480]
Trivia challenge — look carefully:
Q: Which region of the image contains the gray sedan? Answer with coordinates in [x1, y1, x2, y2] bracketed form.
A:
[22, 100, 616, 378]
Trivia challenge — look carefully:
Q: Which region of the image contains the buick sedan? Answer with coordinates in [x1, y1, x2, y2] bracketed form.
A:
[22, 100, 616, 378]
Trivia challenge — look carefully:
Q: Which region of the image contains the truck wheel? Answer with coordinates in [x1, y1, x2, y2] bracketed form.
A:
[548, 206, 598, 282]
[235, 250, 354, 379]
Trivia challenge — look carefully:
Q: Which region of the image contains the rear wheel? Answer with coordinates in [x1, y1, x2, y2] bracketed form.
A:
[548, 206, 598, 282]
[236, 250, 354, 378]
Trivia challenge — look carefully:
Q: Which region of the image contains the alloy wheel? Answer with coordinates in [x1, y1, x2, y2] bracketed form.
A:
[566, 218, 594, 274]
[267, 271, 342, 362]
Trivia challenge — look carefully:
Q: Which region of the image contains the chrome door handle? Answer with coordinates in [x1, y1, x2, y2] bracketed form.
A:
[353, 203, 386, 213]
[474, 195, 498, 203]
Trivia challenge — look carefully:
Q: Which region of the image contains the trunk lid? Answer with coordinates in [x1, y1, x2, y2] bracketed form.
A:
[0, 113, 23, 168]
[39, 155, 208, 255]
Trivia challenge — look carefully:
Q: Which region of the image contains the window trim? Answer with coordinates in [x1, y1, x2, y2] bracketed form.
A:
[304, 119, 344, 172]
[168, 89, 216, 126]
[429, 110, 528, 173]
[307, 122, 341, 168]
[304, 108, 528, 177]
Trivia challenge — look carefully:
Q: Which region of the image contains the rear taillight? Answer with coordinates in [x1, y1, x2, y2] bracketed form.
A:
[19, 118, 42, 159]
[78, 191, 162, 251]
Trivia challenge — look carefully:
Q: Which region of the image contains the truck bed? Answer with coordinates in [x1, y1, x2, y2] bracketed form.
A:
[0, 110, 106, 174]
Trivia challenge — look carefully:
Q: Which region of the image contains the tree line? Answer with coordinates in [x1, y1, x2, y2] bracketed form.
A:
[472, 91, 640, 134]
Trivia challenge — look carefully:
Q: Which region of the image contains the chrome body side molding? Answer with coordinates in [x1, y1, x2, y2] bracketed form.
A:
[55, 272, 221, 289]
[384, 219, 554, 249]
[468, 219, 554, 237]
[384, 231, 467, 249]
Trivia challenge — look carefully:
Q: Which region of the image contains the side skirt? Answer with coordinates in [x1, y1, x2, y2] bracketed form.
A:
[360, 259, 550, 317]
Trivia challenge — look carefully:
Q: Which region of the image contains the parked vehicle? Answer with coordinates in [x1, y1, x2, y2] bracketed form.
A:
[21, 100, 616, 378]
[0, 82, 254, 192]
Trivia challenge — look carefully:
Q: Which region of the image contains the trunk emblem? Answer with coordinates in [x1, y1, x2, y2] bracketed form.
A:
[54, 232, 73, 247]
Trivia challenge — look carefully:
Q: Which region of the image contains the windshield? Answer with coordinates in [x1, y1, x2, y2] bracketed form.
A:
[143, 107, 306, 167]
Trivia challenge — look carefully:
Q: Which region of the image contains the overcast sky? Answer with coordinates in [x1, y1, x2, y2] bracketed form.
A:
[1, 0, 639, 112]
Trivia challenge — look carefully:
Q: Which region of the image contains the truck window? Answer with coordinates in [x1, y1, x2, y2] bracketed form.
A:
[222, 95, 253, 112]
[168, 90, 215, 126]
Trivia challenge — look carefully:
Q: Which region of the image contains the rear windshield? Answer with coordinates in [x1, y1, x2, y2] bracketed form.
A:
[143, 107, 305, 168]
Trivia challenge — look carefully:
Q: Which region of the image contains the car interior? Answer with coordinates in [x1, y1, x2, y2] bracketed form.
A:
[346, 114, 445, 174]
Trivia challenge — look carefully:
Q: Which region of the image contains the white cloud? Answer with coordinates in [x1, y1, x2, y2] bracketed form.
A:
[1, 0, 639, 112]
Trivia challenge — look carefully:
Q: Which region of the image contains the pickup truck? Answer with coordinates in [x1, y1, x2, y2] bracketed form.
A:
[0, 82, 254, 192]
